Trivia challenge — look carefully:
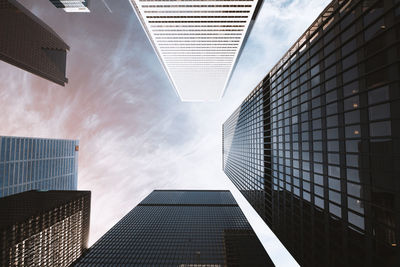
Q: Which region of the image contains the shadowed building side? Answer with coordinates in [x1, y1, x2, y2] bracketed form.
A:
[223, 0, 400, 266]
[0, 0, 69, 86]
[0, 190, 91, 267]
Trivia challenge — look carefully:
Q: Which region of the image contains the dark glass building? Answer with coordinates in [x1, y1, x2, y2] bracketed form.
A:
[74, 190, 274, 266]
[223, 0, 400, 266]
[0, 190, 91, 267]
[0, 0, 69, 85]
[0, 136, 79, 198]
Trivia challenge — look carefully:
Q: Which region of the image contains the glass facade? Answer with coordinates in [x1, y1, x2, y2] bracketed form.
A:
[223, 0, 400, 266]
[75, 190, 274, 266]
[0, 190, 91, 267]
[0, 136, 79, 198]
[0, 0, 69, 85]
[129, 0, 263, 101]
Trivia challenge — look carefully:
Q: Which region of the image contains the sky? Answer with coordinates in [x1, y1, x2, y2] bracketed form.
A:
[0, 0, 330, 265]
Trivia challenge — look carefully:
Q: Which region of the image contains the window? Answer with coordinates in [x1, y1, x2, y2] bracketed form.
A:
[341, 24, 355, 42]
[314, 141, 322, 151]
[346, 140, 360, 153]
[348, 211, 364, 229]
[324, 52, 336, 67]
[314, 174, 324, 185]
[313, 130, 322, 140]
[326, 90, 337, 103]
[342, 52, 357, 70]
[327, 128, 339, 139]
[341, 11, 356, 28]
[315, 196, 324, 208]
[365, 51, 387, 72]
[347, 168, 360, 183]
[363, 2, 384, 26]
[311, 65, 320, 76]
[328, 177, 340, 190]
[324, 40, 336, 55]
[345, 125, 361, 138]
[327, 115, 339, 127]
[328, 141, 339, 152]
[312, 108, 321, 118]
[345, 110, 360, 124]
[368, 86, 389, 104]
[343, 81, 359, 97]
[342, 38, 357, 56]
[325, 65, 336, 79]
[366, 69, 388, 89]
[343, 66, 358, 84]
[370, 121, 391, 137]
[310, 54, 319, 67]
[325, 77, 337, 91]
[314, 152, 323, 162]
[328, 153, 340, 165]
[313, 119, 322, 130]
[330, 202, 342, 217]
[312, 87, 321, 98]
[344, 95, 359, 111]
[347, 182, 361, 198]
[311, 75, 320, 87]
[364, 18, 384, 41]
[328, 165, 341, 178]
[348, 196, 364, 214]
[369, 103, 390, 120]
[346, 154, 359, 168]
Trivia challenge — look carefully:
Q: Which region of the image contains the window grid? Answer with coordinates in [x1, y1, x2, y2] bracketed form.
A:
[223, 0, 400, 266]
[0, 137, 79, 198]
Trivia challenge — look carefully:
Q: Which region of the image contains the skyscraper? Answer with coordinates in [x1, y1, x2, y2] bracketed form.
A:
[0, 136, 79, 198]
[0, 0, 69, 86]
[49, 0, 90, 13]
[223, 0, 400, 266]
[129, 0, 263, 101]
[74, 190, 274, 266]
[0, 190, 91, 267]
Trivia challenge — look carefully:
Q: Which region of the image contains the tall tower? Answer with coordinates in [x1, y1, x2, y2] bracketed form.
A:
[129, 0, 263, 101]
[0, 190, 91, 267]
[223, 0, 400, 266]
[74, 190, 274, 266]
[49, 0, 90, 13]
[0, 0, 69, 86]
[0, 136, 79, 198]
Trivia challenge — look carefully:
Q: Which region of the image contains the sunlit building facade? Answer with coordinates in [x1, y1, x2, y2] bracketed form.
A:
[0, 190, 91, 267]
[0, 0, 69, 86]
[129, 0, 263, 101]
[223, 0, 400, 266]
[74, 190, 274, 266]
[0, 136, 79, 198]
[49, 0, 90, 13]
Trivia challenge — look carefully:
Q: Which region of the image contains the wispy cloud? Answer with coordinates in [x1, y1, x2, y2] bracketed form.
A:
[101, 0, 113, 13]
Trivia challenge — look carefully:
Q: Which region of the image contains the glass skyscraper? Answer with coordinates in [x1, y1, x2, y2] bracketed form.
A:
[223, 0, 400, 266]
[0, 136, 79, 198]
[74, 190, 274, 266]
[0, 0, 69, 86]
[129, 0, 263, 101]
[0, 190, 91, 267]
